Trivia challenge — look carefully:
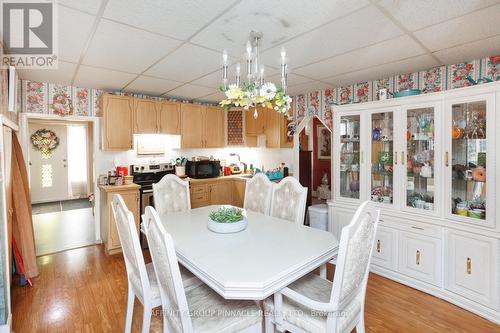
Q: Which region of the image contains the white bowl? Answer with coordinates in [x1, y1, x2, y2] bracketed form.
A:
[207, 218, 248, 234]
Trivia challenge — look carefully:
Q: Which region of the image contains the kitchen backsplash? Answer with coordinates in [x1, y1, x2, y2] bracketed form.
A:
[293, 55, 500, 129]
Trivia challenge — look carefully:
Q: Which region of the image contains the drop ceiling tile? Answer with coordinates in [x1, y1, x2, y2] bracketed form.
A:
[267, 73, 314, 86]
[104, 0, 233, 40]
[57, 0, 103, 14]
[414, 4, 500, 52]
[145, 43, 229, 82]
[57, 5, 95, 62]
[433, 35, 500, 65]
[74, 65, 137, 90]
[260, 6, 403, 69]
[294, 35, 426, 79]
[124, 76, 184, 96]
[83, 19, 182, 74]
[323, 54, 437, 87]
[17, 61, 77, 86]
[378, 0, 500, 31]
[191, 0, 369, 56]
[286, 81, 332, 96]
[165, 84, 218, 100]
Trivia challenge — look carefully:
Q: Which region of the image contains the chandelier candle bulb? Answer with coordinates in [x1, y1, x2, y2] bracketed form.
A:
[236, 62, 241, 87]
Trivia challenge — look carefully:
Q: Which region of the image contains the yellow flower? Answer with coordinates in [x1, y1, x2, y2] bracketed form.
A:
[225, 87, 243, 100]
[219, 99, 232, 106]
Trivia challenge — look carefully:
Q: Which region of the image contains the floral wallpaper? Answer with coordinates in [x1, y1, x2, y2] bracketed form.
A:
[294, 55, 500, 129]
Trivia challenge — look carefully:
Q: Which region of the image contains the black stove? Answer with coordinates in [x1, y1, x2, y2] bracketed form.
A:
[131, 163, 174, 248]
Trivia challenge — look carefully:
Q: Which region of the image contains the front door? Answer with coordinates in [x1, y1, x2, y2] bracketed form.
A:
[29, 123, 69, 203]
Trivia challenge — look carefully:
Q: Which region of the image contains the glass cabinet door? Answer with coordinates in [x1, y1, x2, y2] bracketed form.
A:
[371, 112, 393, 204]
[450, 101, 487, 221]
[405, 107, 436, 212]
[339, 115, 361, 199]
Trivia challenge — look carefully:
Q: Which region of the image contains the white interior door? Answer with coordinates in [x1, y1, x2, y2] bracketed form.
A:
[29, 123, 69, 203]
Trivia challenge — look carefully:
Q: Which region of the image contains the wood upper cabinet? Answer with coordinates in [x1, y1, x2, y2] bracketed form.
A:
[264, 106, 293, 148]
[100, 94, 134, 150]
[158, 101, 180, 134]
[181, 104, 205, 148]
[246, 106, 266, 135]
[134, 98, 158, 133]
[181, 104, 224, 148]
[205, 106, 225, 148]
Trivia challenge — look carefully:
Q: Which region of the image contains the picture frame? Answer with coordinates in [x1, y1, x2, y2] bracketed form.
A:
[317, 125, 331, 160]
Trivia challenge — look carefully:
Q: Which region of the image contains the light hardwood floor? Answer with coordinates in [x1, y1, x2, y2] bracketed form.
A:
[11, 245, 500, 332]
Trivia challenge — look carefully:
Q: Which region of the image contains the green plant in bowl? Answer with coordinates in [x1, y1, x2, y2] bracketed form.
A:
[209, 207, 244, 223]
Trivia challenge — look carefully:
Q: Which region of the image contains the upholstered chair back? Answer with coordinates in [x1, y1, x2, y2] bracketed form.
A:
[270, 176, 307, 224]
[143, 206, 193, 333]
[153, 174, 191, 216]
[244, 172, 273, 215]
[111, 194, 150, 302]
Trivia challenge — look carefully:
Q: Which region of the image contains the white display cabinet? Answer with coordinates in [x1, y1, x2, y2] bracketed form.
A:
[329, 82, 500, 324]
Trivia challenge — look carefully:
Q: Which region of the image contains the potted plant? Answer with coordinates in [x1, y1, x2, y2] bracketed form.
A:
[208, 206, 248, 233]
[173, 157, 187, 177]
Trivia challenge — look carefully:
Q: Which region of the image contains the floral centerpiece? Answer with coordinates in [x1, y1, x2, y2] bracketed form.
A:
[219, 82, 292, 117]
[207, 206, 248, 233]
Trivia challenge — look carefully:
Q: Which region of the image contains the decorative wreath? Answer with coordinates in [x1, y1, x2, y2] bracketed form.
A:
[31, 129, 60, 155]
[50, 91, 74, 116]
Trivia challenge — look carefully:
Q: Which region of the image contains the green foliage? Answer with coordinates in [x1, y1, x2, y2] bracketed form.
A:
[209, 207, 244, 223]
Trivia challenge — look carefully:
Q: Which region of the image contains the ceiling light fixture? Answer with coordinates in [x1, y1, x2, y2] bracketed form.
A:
[219, 31, 291, 118]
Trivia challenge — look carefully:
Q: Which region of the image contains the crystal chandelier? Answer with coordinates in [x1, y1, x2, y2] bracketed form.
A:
[219, 31, 291, 118]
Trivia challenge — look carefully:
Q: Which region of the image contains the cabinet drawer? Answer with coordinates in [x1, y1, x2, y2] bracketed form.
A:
[191, 192, 208, 203]
[398, 231, 442, 286]
[444, 230, 499, 309]
[372, 226, 397, 270]
[191, 185, 207, 195]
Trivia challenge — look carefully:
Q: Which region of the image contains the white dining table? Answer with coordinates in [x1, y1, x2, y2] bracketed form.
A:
[159, 205, 339, 300]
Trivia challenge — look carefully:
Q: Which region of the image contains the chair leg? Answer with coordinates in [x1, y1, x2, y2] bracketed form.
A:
[142, 301, 152, 333]
[125, 287, 135, 333]
[355, 315, 365, 333]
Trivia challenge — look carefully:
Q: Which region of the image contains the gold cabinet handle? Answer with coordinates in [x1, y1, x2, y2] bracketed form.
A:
[467, 257, 472, 274]
[416, 250, 421, 265]
[445, 152, 449, 167]
[394, 152, 397, 165]
[401, 151, 405, 165]
[376, 240, 381, 253]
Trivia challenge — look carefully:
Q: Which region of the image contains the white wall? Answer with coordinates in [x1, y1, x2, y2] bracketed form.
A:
[95, 134, 294, 175]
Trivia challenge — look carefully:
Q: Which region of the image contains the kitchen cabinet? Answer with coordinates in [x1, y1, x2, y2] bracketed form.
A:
[264, 106, 293, 148]
[246, 106, 265, 135]
[329, 82, 500, 323]
[232, 179, 246, 208]
[100, 94, 134, 150]
[99, 184, 140, 255]
[209, 181, 232, 205]
[158, 101, 180, 134]
[181, 105, 225, 148]
[205, 106, 225, 148]
[189, 178, 246, 208]
[134, 98, 158, 133]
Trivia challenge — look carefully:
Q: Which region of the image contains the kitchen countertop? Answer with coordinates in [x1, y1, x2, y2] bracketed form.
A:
[99, 183, 141, 192]
[186, 174, 252, 184]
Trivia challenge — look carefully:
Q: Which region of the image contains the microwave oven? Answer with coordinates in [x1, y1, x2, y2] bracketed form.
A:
[186, 160, 221, 179]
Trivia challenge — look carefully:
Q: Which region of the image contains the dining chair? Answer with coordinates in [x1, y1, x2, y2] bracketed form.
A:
[153, 174, 191, 215]
[244, 172, 273, 215]
[143, 206, 263, 333]
[270, 176, 308, 225]
[112, 194, 161, 333]
[264, 201, 380, 333]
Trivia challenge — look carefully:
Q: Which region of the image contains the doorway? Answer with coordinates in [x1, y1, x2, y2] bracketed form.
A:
[27, 118, 95, 256]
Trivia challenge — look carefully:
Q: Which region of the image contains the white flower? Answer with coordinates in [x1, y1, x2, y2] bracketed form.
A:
[259, 82, 277, 100]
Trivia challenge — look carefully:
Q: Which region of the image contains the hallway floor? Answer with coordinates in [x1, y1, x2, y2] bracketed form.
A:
[32, 207, 96, 256]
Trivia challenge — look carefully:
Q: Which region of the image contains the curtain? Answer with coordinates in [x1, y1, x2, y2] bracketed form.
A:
[67, 125, 88, 198]
[11, 133, 38, 279]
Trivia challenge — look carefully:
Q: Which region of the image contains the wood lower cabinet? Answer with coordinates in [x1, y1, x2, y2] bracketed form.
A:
[99, 184, 140, 255]
[158, 101, 180, 134]
[190, 178, 246, 208]
[134, 98, 158, 133]
[100, 94, 134, 150]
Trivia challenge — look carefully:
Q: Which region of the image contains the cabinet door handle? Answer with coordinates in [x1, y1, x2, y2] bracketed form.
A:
[394, 152, 397, 165]
[401, 151, 405, 165]
[376, 240, 381, 253]
[466, 257, 472, 274]
[416, 250, 421, 265]
[445, 152, 449, 167]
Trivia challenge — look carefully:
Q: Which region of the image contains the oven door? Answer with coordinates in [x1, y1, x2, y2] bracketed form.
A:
[140, 189, 154, 248]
